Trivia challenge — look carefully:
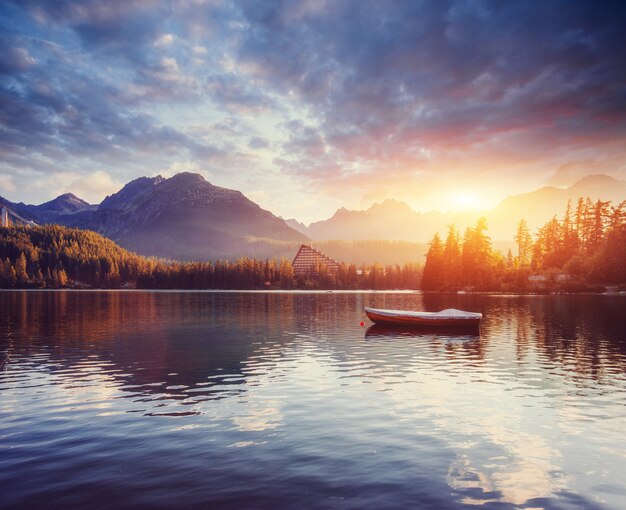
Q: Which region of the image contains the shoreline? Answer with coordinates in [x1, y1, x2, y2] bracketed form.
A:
[0, 288, 420, 294]
[1, 288, 624, 296]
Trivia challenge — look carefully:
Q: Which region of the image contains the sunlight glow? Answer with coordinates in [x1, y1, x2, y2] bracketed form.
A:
[448, 191, 482, 211]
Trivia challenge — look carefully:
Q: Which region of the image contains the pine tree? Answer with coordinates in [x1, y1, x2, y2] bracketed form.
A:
[581, 197, 594, 251]
[461, 218, 494, 289]
[575, 197, 585, 241]
[15, 253, 29, 286]
[609, 201, 626, 231]
[506, 249, 514, 268]
[514, 219, 532, 266]
[422, 234, 445, 290]
[35, 268, 45, 288]
[587, 200, 610, 253]
[3, 258, 17, 288]
[561, 199, 580, 262]
[443, 225, 461, 289]
[533, 216, 561, 269]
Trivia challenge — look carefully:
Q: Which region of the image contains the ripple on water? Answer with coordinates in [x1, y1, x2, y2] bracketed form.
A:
[1, 291, 626, 509]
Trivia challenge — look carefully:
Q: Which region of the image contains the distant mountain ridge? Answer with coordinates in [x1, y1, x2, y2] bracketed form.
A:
[1, 172, 307, 261]
[1, 193, 96, 223]
[293, 175, 626, 242]
[301, 199, 459, 242]
[2, 173, 624, 261]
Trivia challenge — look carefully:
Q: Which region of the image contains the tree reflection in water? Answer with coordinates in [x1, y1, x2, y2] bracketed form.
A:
[1, 291, 625, 509]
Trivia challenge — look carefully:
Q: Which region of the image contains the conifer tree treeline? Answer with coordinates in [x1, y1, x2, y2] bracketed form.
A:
[0, 225, 422, 290]
[3, 195, 624, 292]
[422, 197, 626, 291]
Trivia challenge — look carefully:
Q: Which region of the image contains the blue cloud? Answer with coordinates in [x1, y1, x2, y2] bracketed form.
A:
[1, 0, 625, 209]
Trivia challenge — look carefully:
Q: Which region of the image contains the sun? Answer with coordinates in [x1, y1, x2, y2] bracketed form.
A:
[448, 191, 481, 211]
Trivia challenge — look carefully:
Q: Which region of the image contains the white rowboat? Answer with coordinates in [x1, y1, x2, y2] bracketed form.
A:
[364, 307, 482, 328]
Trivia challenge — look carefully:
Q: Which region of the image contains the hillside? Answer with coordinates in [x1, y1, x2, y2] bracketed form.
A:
[77, 172, 309, 260]
[3, 173, 308, 261]
[0, 224, 148, 288]
[0, 225, 421, 290]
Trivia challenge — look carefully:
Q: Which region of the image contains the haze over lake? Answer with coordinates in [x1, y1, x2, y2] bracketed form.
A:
[1, 291, 625, 509]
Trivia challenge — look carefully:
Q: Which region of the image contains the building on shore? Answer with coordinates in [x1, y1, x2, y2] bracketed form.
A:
[292, 244, 341, 277]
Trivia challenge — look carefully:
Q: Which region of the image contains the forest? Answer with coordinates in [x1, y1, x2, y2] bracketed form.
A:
[2, 195, 625, 292]
[0, 225, 421, 290]
[422, 197, 626, 292]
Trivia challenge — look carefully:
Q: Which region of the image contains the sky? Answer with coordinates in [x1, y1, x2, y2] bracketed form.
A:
[1, 0, 626, 223]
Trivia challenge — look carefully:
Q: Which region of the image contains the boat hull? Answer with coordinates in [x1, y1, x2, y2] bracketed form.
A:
[364, 308, 481, 329]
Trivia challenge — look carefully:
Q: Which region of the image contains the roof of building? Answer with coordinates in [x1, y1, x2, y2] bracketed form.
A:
[292, 244, 341, 274]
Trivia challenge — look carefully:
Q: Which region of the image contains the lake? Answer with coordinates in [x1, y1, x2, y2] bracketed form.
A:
[1, 291, 625, 509]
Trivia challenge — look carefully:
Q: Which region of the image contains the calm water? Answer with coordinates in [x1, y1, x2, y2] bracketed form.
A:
[1, 291, 626, 510]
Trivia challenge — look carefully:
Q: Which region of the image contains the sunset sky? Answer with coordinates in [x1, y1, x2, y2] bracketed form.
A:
[1, 0, 625, 223]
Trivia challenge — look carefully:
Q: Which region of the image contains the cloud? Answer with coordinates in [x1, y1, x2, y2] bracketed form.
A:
[0, 25, 222, 173]
[204, 73, 275, 113]
[1, 0, 625, 220]
[29, 170, 121, 203]
[248, 136, 269, 149]
[16, 0, 167, 63]
[548, 151, 626, 187]
[0, 45, 37, 74]
[154, 33, 174, 47]
[0, 174, 17, 194]
[236, 0, 626, 168]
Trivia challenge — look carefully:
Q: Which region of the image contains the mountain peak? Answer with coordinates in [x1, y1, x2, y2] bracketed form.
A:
[39, 193, 92, 213]
[368, 198, 413, 214]
[128, 175, 165, 187]
[329, 206, 359, 220]
[99, 175, 165, 210]
[167, 172, 209, 186]
[57, 192, 81, 201]
[570, 174, 621, 188]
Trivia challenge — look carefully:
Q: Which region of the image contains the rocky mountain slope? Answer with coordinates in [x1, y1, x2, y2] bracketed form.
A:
[2, 173, 308, 261]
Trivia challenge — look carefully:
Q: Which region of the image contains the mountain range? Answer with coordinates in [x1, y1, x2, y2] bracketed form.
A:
[1, 173, 625, 262]
[1, 173, 307, 261]
[287, 175, 626, 242]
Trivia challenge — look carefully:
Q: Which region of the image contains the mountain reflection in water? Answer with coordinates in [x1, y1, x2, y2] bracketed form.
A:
[1, 291, 625, 509]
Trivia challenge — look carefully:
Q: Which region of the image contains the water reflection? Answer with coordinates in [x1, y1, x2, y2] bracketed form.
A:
[365, 324, 481, 339]
[1, 291, 626, 509]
